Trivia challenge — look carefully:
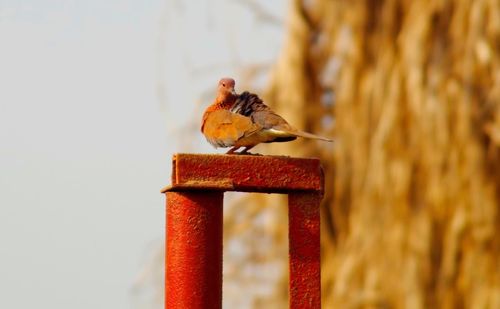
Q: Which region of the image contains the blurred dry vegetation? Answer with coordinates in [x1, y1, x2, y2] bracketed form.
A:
[224, 0, 500, 308]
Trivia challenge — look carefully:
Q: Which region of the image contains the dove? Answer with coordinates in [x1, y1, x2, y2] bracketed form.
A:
[201, 77, 332, 154]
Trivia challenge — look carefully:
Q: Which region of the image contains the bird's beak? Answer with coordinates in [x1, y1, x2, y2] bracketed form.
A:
[231, 88, 236, 95]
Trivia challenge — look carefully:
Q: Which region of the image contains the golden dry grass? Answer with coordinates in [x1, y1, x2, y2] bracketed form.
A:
[224, 0, 500, 308]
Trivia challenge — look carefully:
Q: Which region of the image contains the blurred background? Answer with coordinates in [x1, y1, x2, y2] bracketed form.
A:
[1, 0, 499, 308]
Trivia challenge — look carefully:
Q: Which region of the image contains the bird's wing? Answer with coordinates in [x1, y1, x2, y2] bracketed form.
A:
[203, 109, 262, 147]
[231, 92, 294, 130]
[249, 107, 333, 142]
[250, 110, 294, 130]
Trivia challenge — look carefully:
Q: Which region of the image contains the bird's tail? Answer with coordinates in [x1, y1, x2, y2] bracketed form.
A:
[284, 129, 333, 142]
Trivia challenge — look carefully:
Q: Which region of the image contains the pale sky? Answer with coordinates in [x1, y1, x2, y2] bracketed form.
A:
[0, 0, 286, 308]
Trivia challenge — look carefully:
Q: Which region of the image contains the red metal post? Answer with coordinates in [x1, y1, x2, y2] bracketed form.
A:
[163, 154, 323, 309]
[166, 191, 223, 309]
[288, 192, 321, 308]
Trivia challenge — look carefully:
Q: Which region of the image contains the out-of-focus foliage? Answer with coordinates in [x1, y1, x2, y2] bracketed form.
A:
[227, 0, 500, 307]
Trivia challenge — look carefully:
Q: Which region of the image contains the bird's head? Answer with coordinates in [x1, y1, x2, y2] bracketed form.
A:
[217, 77, 236, 97]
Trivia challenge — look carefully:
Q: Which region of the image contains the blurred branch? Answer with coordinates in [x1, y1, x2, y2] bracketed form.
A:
[155, 1, 169, 113]
[235, 0, 282, 26]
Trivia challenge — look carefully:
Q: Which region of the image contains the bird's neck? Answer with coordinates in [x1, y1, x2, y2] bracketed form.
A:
[210, 93, 237, 111]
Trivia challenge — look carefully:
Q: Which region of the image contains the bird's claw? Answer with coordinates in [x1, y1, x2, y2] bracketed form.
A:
[237, 151, 262, 156]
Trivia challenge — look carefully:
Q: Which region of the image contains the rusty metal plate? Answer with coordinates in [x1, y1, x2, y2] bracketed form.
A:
[162, 153, 323, 193]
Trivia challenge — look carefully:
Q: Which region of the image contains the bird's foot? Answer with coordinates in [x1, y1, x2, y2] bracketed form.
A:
[226, 146, 240, 154]
[236, 146, 257, 155]
[237, 150, 262, 156]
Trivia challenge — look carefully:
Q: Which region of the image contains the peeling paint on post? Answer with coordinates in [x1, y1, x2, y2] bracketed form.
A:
[162, 153, 324, 309]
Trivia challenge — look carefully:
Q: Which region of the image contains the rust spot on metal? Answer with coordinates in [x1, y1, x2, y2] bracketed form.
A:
[161, 179, 235, 193]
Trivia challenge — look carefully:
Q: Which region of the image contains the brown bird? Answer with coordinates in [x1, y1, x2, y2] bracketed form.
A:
[201, 77, 333, 154]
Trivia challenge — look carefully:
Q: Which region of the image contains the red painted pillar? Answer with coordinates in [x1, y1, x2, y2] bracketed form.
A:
[166, 191, 223, 309]
[288, 192, 321, 309]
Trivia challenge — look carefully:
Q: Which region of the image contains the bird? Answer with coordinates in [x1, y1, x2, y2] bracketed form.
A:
[201, 77, 333, 154]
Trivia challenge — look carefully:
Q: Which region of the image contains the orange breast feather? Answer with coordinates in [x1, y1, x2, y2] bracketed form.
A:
[202, 110, 261, 147]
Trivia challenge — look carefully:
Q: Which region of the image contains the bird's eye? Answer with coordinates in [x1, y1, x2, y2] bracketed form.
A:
[222, 83, 226, 87]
